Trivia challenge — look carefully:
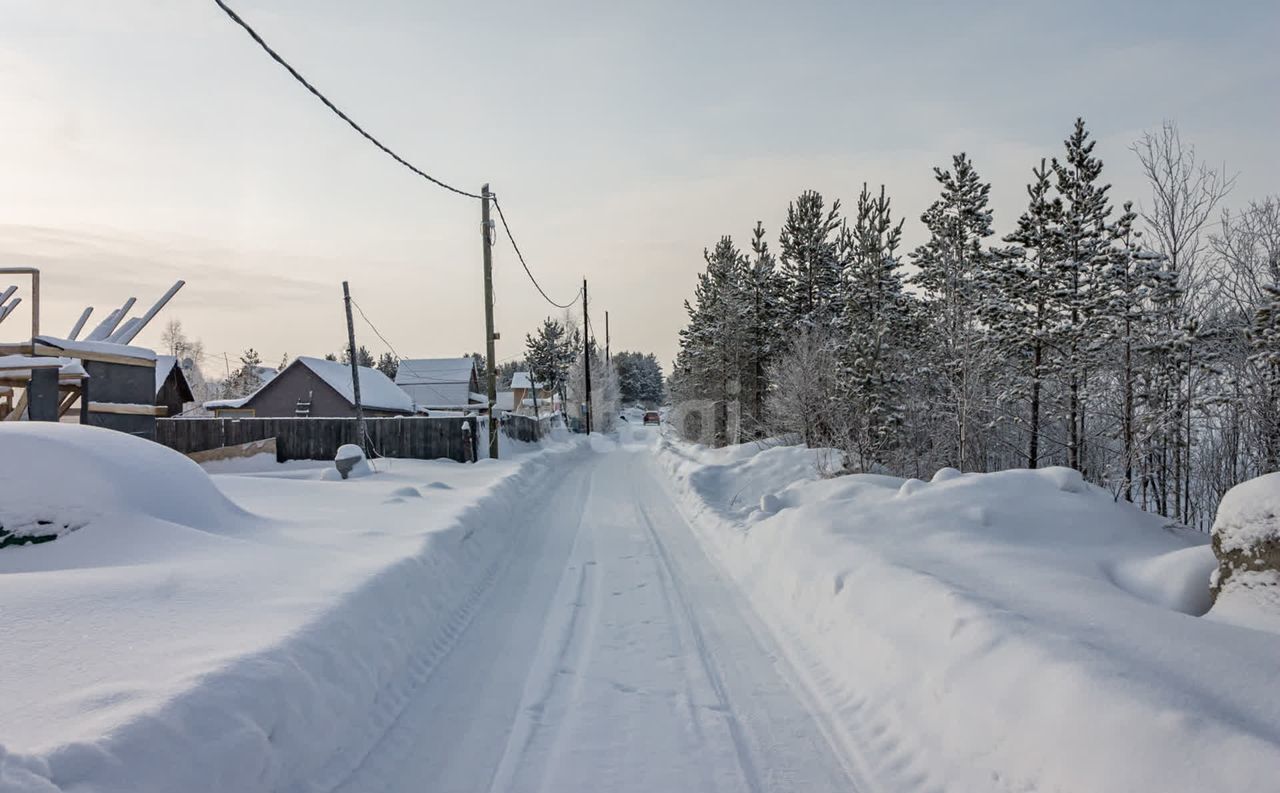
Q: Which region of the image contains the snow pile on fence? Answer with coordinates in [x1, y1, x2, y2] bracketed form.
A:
[657, 438, 1280, 793]
[0, 423, 582, 792]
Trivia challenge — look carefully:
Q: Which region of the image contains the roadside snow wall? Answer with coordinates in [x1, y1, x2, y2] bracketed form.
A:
[657, 438, 1280, 793]
[0, 425, 581, 793]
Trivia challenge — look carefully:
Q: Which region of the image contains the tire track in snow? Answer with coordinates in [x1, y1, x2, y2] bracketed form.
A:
[632, 496, 765, 793]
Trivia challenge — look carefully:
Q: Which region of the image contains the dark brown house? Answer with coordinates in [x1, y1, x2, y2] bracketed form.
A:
[155, 355, 195, 417]
[223, 356, 414, 418]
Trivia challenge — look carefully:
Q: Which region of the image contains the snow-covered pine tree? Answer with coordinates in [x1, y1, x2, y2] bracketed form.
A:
[910, 153, 997, 471]
[840, 183, 910, 470]
[741, 222, 783, 436]
[525, 317, 576, 413]
[1099, 201, 1165, 499]
[1051, 117, 1115, 474]
[995, 159, 1065, 469]
[778, 191, 844, 331]
[376, 352, 398, 380]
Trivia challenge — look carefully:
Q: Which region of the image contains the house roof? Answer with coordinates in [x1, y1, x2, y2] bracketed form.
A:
[154, 355, 195, 403]
[395, 357, 476, 385]
[508, 371, 547, 390]
[291, 356, 413, 412]
[154, 355, 180, 395]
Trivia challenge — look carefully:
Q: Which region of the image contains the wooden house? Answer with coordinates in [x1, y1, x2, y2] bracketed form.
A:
[205, 356, 413, 418]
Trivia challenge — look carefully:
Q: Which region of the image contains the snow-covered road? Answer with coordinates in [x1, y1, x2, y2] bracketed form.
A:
[335, 440, 859, 793]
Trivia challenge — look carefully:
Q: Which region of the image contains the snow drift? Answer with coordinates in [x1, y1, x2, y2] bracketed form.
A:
[658, 438, 1280, 793]
[0, 423, 583, 793]
[0, 423, 247, 544]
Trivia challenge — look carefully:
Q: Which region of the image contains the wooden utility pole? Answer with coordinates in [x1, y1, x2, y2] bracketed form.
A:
[582, 278, 592, 434]
[605, 310, 610, 365]
[342, 281, 367, 453]
[481, 184, 500, 459]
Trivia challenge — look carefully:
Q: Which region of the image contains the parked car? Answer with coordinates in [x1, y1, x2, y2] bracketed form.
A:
[643, 411, 660, 426]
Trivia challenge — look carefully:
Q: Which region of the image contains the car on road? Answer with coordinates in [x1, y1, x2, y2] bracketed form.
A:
[643, 411, 660, 426]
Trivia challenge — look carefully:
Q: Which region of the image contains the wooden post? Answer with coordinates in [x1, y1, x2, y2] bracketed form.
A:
[342, 281, 367, 454]
[582, 278, 592, 434]
[481, 184, 499, 459]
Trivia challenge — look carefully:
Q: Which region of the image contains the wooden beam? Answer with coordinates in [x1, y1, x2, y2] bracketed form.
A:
[33, 344, 155, 368]
[3, 390, 28, 421]
[57, 389, 80, 417]
[87, 401, 166, 416]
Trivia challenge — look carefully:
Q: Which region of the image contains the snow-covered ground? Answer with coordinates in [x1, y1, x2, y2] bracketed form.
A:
[657, 436, 1280, 793]
[4, 423, 1278, 792]
[0, 423, 582, 792]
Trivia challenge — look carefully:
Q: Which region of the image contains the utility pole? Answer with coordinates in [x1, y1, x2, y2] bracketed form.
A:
[605, 310, 610, 365]
[481, 184, 500, 459]
[342, 281, 367, 454]
[582, 277, 592, 434]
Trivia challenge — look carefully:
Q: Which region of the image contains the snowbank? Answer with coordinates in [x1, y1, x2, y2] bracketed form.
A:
[657, 438, 1280, 793]
[0, 423, 584, 792]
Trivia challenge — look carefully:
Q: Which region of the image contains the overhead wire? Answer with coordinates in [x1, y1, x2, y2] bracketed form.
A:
[490, 195, 582, 309]
[211, 0, 480, 200]
[211, 0, 582, 318]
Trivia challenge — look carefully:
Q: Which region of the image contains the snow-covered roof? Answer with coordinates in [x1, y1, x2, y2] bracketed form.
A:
[295, 356, 412, 413]
[203, 396, 251, 410]
[508, 371, 547, 390]
[0, 355, 85, 379]
[155, 355, 178, 395]
[34, 335, 157, 362]
[395, 357, 475, 385]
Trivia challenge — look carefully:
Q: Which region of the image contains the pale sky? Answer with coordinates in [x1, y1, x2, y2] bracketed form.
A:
[1, 0, 1276, 376]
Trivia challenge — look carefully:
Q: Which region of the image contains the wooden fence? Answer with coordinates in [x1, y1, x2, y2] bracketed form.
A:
[500, 412, 560, 443]
[155, 416, 479, 463]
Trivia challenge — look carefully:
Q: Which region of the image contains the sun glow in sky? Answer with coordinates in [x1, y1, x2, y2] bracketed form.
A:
[1, 0, 1276, 374]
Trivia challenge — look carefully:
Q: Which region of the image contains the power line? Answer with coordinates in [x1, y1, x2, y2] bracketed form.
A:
[211, 0, 480, 200]
[491, 194, 581, 309]
[212, 1, 580, 317]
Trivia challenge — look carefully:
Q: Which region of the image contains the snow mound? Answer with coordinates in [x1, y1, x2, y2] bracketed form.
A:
[931, 467, 962, 483]
[759, 493, 782, 514]
[1107, 544, 1216, 615]
[0, 424, 246, 541]
[896, 478, 926, 497]
[1043, 465, 1086, 493]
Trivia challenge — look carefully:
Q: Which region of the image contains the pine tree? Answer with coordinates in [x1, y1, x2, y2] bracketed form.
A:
[841, 183, 909, 469]
[778, 191, 844, 330]
[741, 222, 783, 434]
[910, 153, 996, 470]
[376, 352, 398, 380]
[996, 159, 1064, 468]
[1052, 117, 1114, 473]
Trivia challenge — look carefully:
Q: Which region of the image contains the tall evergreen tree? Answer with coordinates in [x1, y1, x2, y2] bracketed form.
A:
[995, 159, 1064, 468]
[778, 191, 844, 330]
[1052, 117, 1114, 472]
[910, 153, 996, 470]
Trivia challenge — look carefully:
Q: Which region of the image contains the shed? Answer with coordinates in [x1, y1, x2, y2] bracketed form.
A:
[211, 356, 413, 418]
[154, 355, 195, 417]
[395, 357, 486, 411]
